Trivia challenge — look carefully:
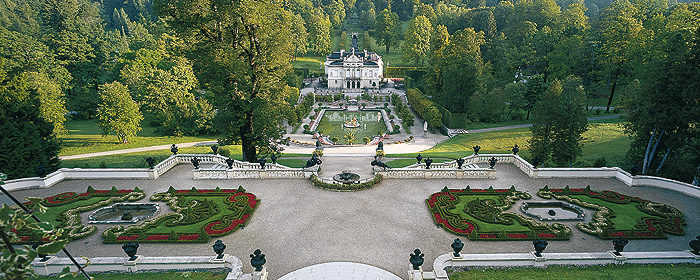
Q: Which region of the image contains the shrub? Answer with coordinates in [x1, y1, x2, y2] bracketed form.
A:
[593, 157, 607, 167]
[218, 147, 231, 157]
[331, 137, 339, 143]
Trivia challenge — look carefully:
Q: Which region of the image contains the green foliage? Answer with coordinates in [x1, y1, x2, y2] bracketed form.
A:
[374, 9, 402, 53]
[97, 82, 143, 144]
[449, 264, 700, 280]
[405, 88, 441, 128]
[309, 174, 383, 191]
[402, 16, 432, 66]
[308, 8, 332, 55]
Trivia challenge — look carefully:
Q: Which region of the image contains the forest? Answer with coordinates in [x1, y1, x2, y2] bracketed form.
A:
[0, 0, 698, 184]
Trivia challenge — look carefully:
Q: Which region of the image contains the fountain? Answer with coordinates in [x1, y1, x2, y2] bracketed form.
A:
[521, 201, 584, 221]
[89, 203, 159, 224]
[333, 170, 360, 184]
[344, 116, 360, 128]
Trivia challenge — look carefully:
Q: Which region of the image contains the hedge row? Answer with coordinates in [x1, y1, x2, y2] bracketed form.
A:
[294, 93, 315, 125]
[405, 89, 441, 128]
[103, 186, 259, 243]
[426, 186, 571, 241]
[537, 186, 686, 239]
[12, 186, 146, 244]
[384, 67, 426, 78]
[309, 174, 383, 191]
[391, 93, 415, 129]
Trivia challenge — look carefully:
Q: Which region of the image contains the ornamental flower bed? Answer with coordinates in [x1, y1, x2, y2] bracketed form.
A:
[537, 186, 686, 239]
[10, 186, 145, 244]
[426, 186, 571, 241]
[103, 186, 259, 243]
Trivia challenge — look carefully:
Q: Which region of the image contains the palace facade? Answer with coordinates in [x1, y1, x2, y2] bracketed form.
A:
[324, 48, 384, 90]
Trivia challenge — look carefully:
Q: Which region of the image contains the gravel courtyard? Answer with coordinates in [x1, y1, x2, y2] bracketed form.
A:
[3, 162, 700, 279]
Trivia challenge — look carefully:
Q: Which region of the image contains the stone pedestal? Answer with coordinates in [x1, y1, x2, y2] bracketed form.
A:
[31, 256, 54, 275]
[124, 255, 141, 272]
[213, 254, 228, 263]
[408, 267, 423, 280]
[251, 266, 268, 280]
[609, 251, 627, 261]
[531, 252, 546, 263]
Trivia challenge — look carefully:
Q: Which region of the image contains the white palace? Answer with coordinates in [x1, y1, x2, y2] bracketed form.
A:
[324, 47, 384, 90]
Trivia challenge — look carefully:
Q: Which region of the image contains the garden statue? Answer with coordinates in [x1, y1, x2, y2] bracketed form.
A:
[416, 154, 423, 164]
[512, 144, 520, 155]
[425, 158, 433, 169]
[32, 242, 51, 262]
[456, 158, 465, 169]
[488, 157, 498, 169]
[146, 157, 156, 169]
[424, 121, 428, 133]
[211, 145, 219, 155]
[212, 240, 226, 259]
[304, 155, 322, 168]
[35, 165, 47, 178]
[631, 165, 640, 176]
[225, 158, 234, 169]
[271, 154, 278, 164]
[191, 157, 201, 169]
[377, 141, 384, 151]
[613, 237, 629, 254]
[409, 249, 424, 270]
[171, 144, 178, 155]
[451, 238, 464, 257]
[473, 145, 481, 155]
[122, 242, 139, 261]
[259, 158, 266, 169]
[120, 211, 133, 221]
[250, 249, 266, 271]
[532, 239, 548, 257]
[690, 236, 700, 254]
[371, 157, 391, 170]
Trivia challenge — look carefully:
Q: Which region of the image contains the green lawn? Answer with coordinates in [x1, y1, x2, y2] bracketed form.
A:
[389, 119, 631, 168]
[34, 271, 226, 280]
[316, 110, 388, 142]
[59, 119, 216, 157]
[60, 146, 225, 169]
[448, 264, 700, 280]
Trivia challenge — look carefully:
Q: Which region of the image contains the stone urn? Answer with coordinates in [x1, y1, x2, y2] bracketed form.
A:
[271, 154, 278, 164]
[259, 158, 266, 170]
[488, 157, 498, 169]
[456, 158, 465, 169]
[191, 157, 201, 169]
[146, 157, 155, 169]
[211, 145, 219, 155]
[212, 240, 226, 259]
[250, 249, 266, 271]
[613, 237, 629, 254]
[689, 236, 700, 254]
[473, 145, 481, 155]
[225, 158, 234, 169]
[416, 154, 423, 164]
[512, 144, 520, 155]
[425, 158, 433, 169]
[409, 249, 424, 270]
[532, 239, 548, 257]
[122, 242, 139, 261]
[451, 238, 464, 257]
[171, 144, 178, 155]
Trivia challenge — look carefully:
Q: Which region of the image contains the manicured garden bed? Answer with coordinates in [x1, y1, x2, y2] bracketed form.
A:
[103, 186, 259, 243]
[12, 187, 145, 244]
[426, 187, 571, 240]
[537, 186, 686, 239]
[448, 263, 700, 280]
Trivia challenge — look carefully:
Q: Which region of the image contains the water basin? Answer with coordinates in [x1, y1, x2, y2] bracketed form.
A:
[521, 201, 584, 221]
[89, 203, 159, 224]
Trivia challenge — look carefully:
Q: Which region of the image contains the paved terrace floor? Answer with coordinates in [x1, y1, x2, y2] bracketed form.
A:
[3, 162, 699, 279]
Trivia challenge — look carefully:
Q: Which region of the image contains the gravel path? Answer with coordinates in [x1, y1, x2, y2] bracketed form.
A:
[3, 162, 698, 279]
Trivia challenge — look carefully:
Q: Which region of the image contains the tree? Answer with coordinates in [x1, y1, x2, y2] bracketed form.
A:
[595, 0, 643, 112]
[529, 79, 588, 167]
[339, 30, 347, 51]
[0, 63, 61, 180]
[308, 8, 332, 55]
[97, 82, 142, 144]
[374, 9, 402, 53]
[327, 0, 345, 28]
[402, 15, 432, 65]
[154, 0, 295, 162]
[290, 13, 309, 60]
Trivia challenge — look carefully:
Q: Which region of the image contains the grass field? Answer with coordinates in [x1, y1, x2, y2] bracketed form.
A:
[388, 118, 631, 168]
[34, 271, 227, 280]
[448, 263, 700, 280]
[60, 119, 216, 157]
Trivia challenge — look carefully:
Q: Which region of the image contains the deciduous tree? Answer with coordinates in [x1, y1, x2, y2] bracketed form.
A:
[402, 15, 432, 65]
[96, 82, 142, 144]
[374, 9, 402, 53]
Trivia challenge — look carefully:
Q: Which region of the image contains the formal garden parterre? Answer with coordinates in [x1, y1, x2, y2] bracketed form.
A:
[427, 185, 686, 241]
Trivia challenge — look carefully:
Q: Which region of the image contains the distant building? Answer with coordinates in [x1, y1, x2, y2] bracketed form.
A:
[324, 48, 384, 90]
